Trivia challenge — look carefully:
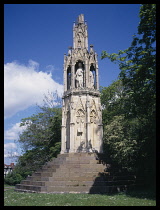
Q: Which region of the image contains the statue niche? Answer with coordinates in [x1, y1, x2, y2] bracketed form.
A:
[89, 64, 96, 89]
[75, 61, 84, 88]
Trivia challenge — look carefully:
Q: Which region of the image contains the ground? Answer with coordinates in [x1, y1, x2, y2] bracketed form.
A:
[4, 185, 156, 206]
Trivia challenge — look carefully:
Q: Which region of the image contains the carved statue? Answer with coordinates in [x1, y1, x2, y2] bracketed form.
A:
[75, 63, 83, 88]
[89, 71, 94, 88]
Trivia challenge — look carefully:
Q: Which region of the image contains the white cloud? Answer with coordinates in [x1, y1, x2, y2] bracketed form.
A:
[4, 60, 63, 118]
[4, 143, 17, 158]
[4, 143, 17, 149]
[4, 122, 27, 162]
[4, 122, 27, 141]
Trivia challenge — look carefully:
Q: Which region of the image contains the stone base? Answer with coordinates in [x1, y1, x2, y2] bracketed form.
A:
[15, 153, 137, 194]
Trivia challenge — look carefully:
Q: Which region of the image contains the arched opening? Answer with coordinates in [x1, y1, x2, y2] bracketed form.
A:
[67, 66, 71, 90]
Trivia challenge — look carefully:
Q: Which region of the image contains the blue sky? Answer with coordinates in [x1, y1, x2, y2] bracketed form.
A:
[4, 4, 140, 164]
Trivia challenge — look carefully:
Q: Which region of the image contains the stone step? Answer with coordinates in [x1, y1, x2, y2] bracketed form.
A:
[42, 164, 60, 170]
[48, 174, 100, 181]
[21, 180, 48, 186]
[23, 178, 135, 188]
[46, 180, 108, 187]
[26, 176, 43, 181]
[15, 153, 137, 194]
[15, 184, 47, 192]
[26, 175, 51, 182]
[55, 168, 104, 174]
[36, 168, 57, 173]
[32, 172, 53, 177]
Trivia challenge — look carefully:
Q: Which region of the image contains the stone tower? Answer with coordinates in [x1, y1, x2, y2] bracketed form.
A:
[61, 14, 103, 154]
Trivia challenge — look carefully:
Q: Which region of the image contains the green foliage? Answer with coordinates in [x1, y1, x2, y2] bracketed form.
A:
[101, 80, 126, 124]
[101, 4, 156, 187]
[13, 106, 62, 181]
[4, 172, 23, 186]
[19, 107, 62, 152]
[103, 115, 139, 171]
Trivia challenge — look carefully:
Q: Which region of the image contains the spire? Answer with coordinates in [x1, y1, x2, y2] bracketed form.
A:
[73, 14, 88, 50]
[77, 14, 84, 24]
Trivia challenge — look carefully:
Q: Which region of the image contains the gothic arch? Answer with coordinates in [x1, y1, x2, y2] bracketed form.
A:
[67, 66, 71, 90]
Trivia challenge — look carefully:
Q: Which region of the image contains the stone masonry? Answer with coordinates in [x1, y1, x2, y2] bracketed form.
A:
[15, 153, 107, 193]
[61, 14, 103, 154]
[15, 153, 137, 193]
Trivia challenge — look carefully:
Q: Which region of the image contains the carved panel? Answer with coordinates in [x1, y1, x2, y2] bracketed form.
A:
[90, 109, 96, 124]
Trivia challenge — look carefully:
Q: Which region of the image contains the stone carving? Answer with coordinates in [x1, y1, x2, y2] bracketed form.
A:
[76, 141, 85, 152]
[61, 14, 103, 154]
[75, 63, 83, 88]
[76, 109, 85, 134]
[77, 14, 84, 23]
[89, 71, 94, 88]
[87, 140, 93, 152]
[90, 109, 97, 124]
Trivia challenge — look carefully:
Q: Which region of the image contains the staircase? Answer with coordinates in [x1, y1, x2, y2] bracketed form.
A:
[15, 153, 137, 194]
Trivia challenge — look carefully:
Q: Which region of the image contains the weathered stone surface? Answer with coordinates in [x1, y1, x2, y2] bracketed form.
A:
[15, 153, 137, 193]
[61, 14, 103, 154]
[15, 153, 105, 193]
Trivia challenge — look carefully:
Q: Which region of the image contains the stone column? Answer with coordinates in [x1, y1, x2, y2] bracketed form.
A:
[73, 22, 75, 49]
[61, 125, 66, 154]
[84, 23, 88, 50]
[71, 64, 75, 89]
[85, 60, 89, 88]
[86, 95, 91, 151]
[63, 55, 67, 92]
[61, 99, 66, 153]
[69, 96, 75, 153]
[98, 99, 103, 153]
[95, 53, 99, 90]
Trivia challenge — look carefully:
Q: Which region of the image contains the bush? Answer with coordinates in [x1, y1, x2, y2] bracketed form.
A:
[4, 172, 23, 186]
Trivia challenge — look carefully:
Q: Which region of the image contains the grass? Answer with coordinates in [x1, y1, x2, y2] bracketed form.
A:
[4, 184, 15, 189]
[4, 188, 156, 206]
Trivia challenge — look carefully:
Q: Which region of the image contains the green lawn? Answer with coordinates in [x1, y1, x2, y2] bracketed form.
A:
[4, 188, 156, 206]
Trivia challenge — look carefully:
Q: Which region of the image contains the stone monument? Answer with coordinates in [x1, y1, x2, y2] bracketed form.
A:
[15, 15, 137, 194]
[61, 14, 103, 154]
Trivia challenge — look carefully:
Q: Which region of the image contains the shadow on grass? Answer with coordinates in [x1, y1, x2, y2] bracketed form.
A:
[88, 153, 156, 200]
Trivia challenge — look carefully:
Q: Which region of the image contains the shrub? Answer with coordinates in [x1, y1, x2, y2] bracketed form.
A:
[4, 172, 23, 186]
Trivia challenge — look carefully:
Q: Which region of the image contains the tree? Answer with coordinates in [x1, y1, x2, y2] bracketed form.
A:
[101, 81, 140, 172]
[15, 106, 62, 175]
[103, 115, 139, 171]
[101, 4, 156, 188]
[100, 80, 126, 124]
[101, 4, 156, 118]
